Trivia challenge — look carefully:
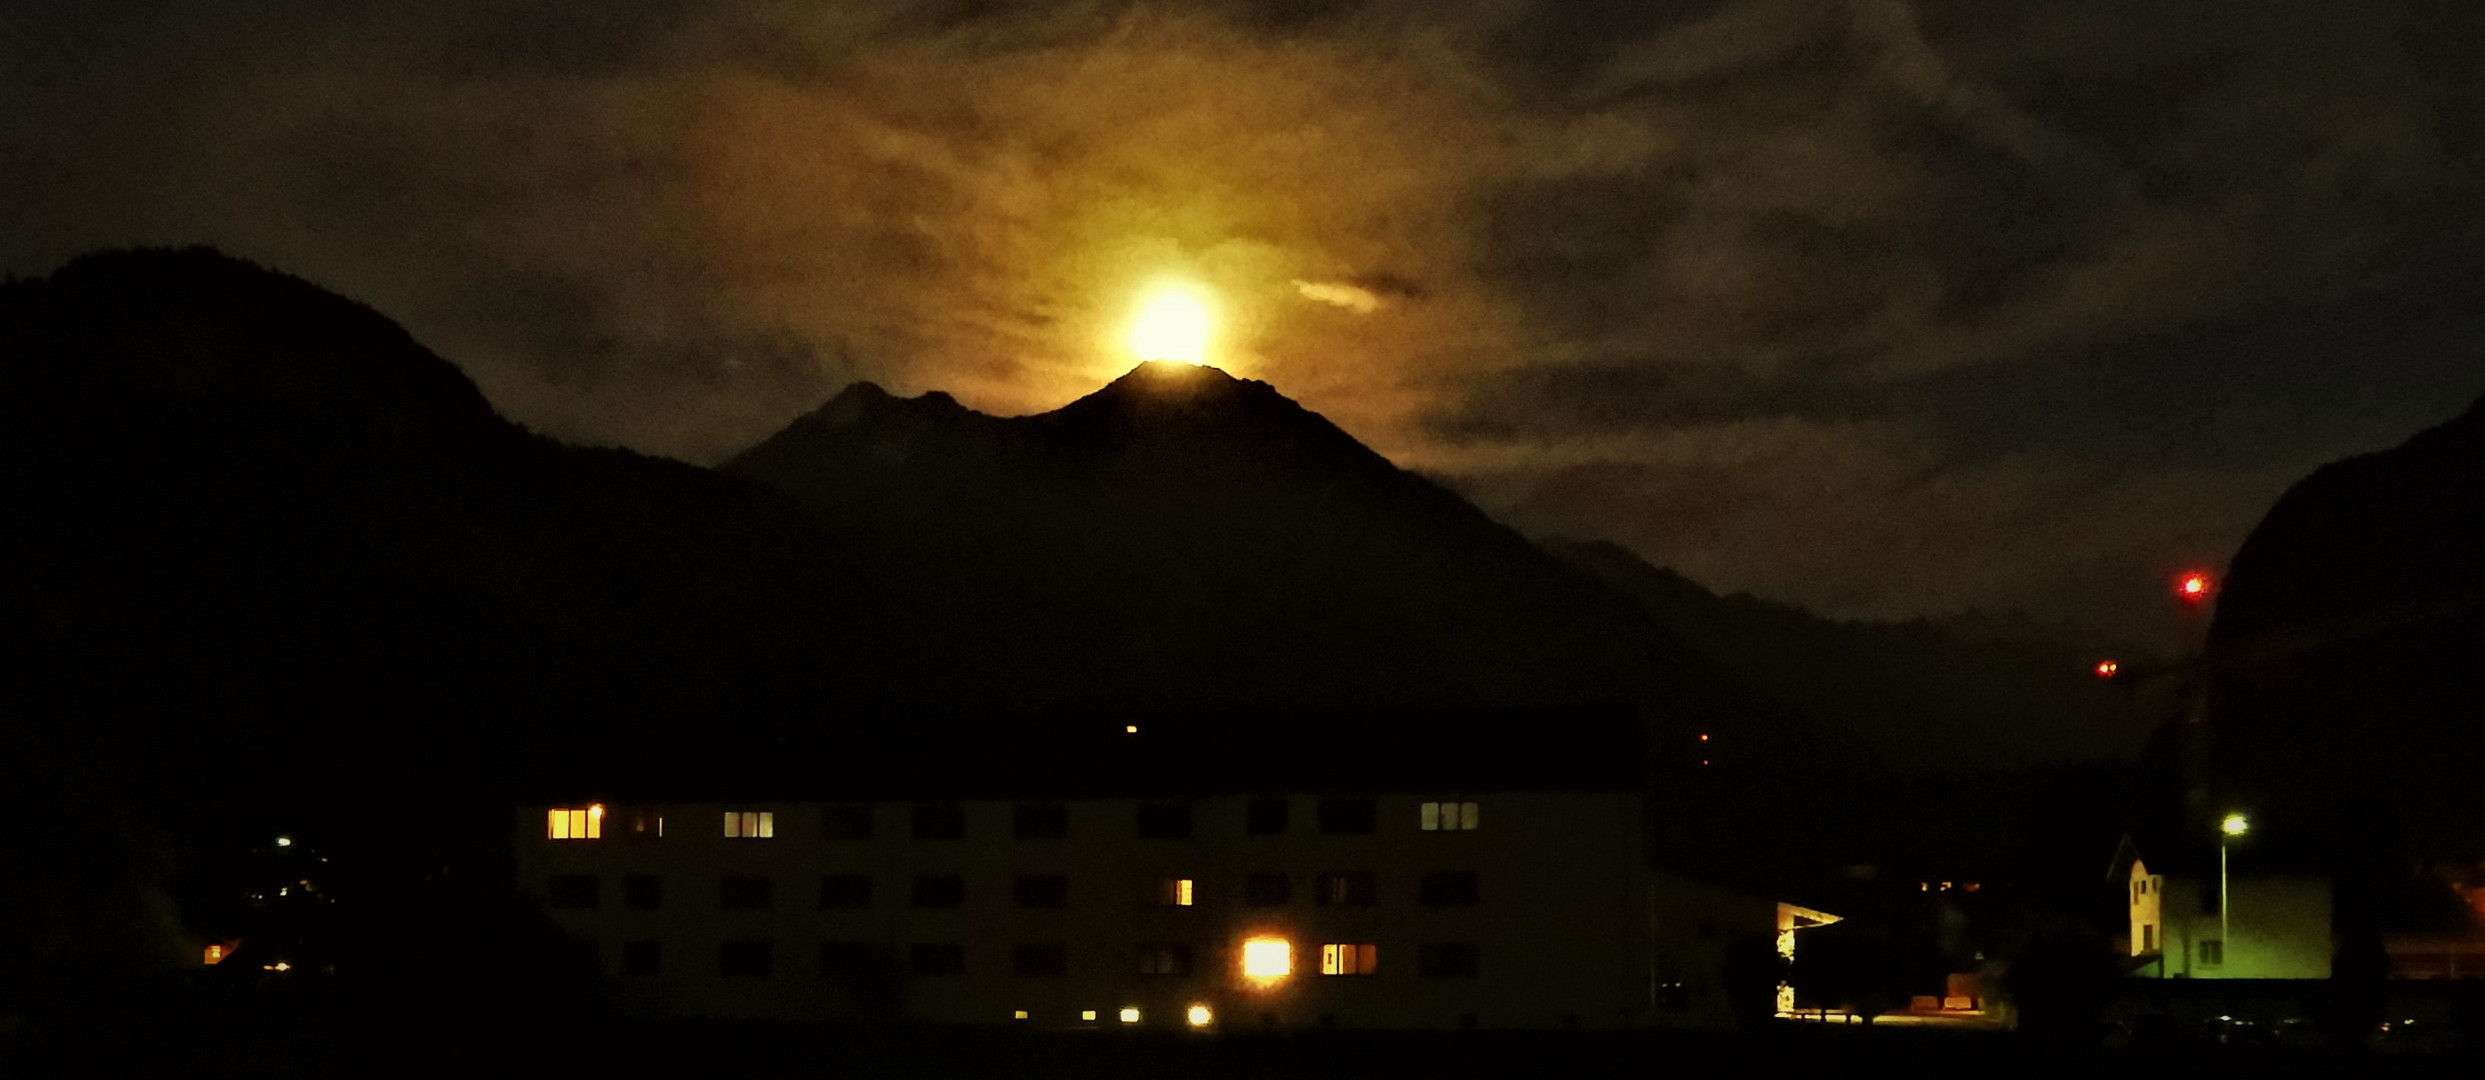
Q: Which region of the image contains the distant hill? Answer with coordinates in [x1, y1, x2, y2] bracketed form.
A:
[2205, 392, 2485, 855]
[1545, 539, 2158, 775]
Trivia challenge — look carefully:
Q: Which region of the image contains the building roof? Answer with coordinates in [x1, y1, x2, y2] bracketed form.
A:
[559, 707, 1645, 804]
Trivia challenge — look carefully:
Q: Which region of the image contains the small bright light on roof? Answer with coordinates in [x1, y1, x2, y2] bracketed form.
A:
[1120, 1007, 1141, 1024]
[1187, 1004, 1214, 1027]
[2221, 813, 2250, 837]
[275, 836, 293, 847]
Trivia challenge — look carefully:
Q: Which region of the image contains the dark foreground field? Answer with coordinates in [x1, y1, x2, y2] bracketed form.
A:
[5, 994, 2474, 1080]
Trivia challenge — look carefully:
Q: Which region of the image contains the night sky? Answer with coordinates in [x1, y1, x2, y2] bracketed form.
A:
[6, 0, 2479, 647]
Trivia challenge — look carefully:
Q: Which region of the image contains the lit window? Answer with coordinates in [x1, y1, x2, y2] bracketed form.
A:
[1137, 944, 1193, 976]
[1420, 801, 1479, 831]
[1320, 943, 1378, 975]
[1014, 1010, 1029, 1020]
[1187, 1004, 1214, 1027]
[723, 811, 774, 838]
[1120, 1007, 1141, 1024]
[548, 805, 604, 840]
[1081, 1010, 1098, 1022]
[1241, 938, 1292, 980]
[1140, 877, 1195, 907]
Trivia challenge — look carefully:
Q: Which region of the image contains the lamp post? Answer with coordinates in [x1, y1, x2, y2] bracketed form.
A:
[2219, 812, 2249, 972]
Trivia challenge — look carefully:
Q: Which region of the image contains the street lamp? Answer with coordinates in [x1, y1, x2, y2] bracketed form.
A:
[2219, 813, 2249, 972]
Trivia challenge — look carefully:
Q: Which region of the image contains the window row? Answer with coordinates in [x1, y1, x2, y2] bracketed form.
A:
[548, 798, 1485, 842]
[548, 870, 1482, 911]
[618, 940, 1477, 979]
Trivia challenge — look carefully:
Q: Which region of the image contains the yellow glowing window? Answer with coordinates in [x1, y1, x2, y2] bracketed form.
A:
[548, 805, 604, 840]
[1014, 1010, 1029, 1020]
[1119, 1007, 1141, 1024]
[723, 811, 775, 838]
[1320, 943, 1378, 975]
[1241, 938, 1292, 979]
[1173, 878, 1194, 906]
[1081, 1009, 1098, 1022]
[1420, 801, 1479, 831]
[1141, 877, 1195, 907]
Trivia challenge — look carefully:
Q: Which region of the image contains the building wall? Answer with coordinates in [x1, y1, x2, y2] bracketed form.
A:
[518, 790, 1654, 1030]
[2126, 859, 2163, 958]
[2149, 875, 2331, 980]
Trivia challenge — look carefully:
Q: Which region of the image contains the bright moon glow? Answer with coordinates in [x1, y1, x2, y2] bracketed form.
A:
[1127, 284, 1214, 366]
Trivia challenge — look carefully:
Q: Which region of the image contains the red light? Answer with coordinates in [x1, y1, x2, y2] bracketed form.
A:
[2095, 660, 2120, 679]
[1698, 733, 1710, 742]
[2175, 571, 2213, 603]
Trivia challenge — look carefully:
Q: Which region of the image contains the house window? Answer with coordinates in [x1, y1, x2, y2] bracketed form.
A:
[1013, 803, 1069, 838]
[1139, 877, 1196, 907]
[911, 874, 966, 908]
[819, 942, 889, 978]
[623, 874, 661, 910]
[547, 806, 603, 840]
[1014, 874, 1070, 908]
[908, 942, 965, 976]
[623, 809, 664, 840]
[2200, 940, 2223, 966]
[1011, 943, 1068, 978]
[1137, 944, 1193, 976]
[1418, 942, 1479, 979]
[1242, 872, 1291, 907]
[1137, 802, 1193, 839]
[1317, 798, 1376, 834]
[1419, 871, 1480, 906]
[622, 940, 661, 977]
[1320, 943, 1378, 976]
[1315, 872, 1376, 907]
[820, 874, 873, 909]
[719, 940, 774, 978]
[822, 804, 873, 840]
[721, 875, 774, 910]
[1420, 801, 1480, 831]
[2142, 925, 2155, 952]
[723, 811, 774, 838]
[912, 804, 965, 840]
[547, 874, 598, 909]
[1241, 938, 1293, 979]
[1246, 797, 1289, 835]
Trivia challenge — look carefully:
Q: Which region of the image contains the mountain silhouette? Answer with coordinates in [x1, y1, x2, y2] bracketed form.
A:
[2205, 391, 2485, 855]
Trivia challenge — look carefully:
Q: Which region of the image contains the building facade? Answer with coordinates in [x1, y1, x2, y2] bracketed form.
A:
[2121, 852, 2333, 979]
[514, 714, 1779, 1030]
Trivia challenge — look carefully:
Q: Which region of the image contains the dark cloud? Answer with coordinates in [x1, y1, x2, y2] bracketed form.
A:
[3, 0, 2480, 643]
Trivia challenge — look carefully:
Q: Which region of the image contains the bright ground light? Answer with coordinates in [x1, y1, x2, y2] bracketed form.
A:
[1126, 283, 1214, 365]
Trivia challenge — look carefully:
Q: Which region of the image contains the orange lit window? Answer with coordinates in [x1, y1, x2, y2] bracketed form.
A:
[1240, 938, 1292, 979]
[1139, 877, 1194, 907]
[724, 811, 775, 838]
[1420, 801, 1479, 831]
[548, 805, 604, 840]
[1320, 943, 1378, 975]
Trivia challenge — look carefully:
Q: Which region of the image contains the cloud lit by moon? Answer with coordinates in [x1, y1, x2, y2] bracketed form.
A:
[2, 0, 2479, 646]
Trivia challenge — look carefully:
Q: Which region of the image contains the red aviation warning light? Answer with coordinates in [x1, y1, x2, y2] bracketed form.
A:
[2175, 571, 2213, 605]
[2094, 659, 2120, 680]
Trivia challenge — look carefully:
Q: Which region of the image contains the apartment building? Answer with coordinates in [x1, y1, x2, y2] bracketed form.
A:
[516, 712, 1771, 1030]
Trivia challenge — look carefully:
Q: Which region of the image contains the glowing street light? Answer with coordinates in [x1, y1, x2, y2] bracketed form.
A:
[1186, 1003, 1214, 1027]
[2220, 812, 2249, 973]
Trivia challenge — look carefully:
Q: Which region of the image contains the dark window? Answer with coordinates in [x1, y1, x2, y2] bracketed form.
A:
[547, 874, 597, 909]
[911, 874, 966, 908]
[1136, 802, 1193, 839]
[1418, 942, 1479, 979]
[2200, 940, 2224, 966]
[1014, 874, 1070, 908]
[623, 874, 661, 910]
[1242, 872, 1291, 907]
[1246, 797, 1289, 835]
[908, 942, 965, 976]
[1013, 803, 1069, 839]
[822, 804, 873, 840]
[819, 941, 891, 978]
[1137, 944, 1193, 976]
[721, 875, 774, 910]
[1317, 797, 1377, 835]
[819, 874, 873, 909]
[1011, 942, 1068, 978]
[720, 940, 774, 977]
[1420, 871, 1480, 906]
[622, 940, 661, 976]
[1316, 871, 1376, 907]
[912, 803, 965, 840]
[622, 810, 665, 841]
